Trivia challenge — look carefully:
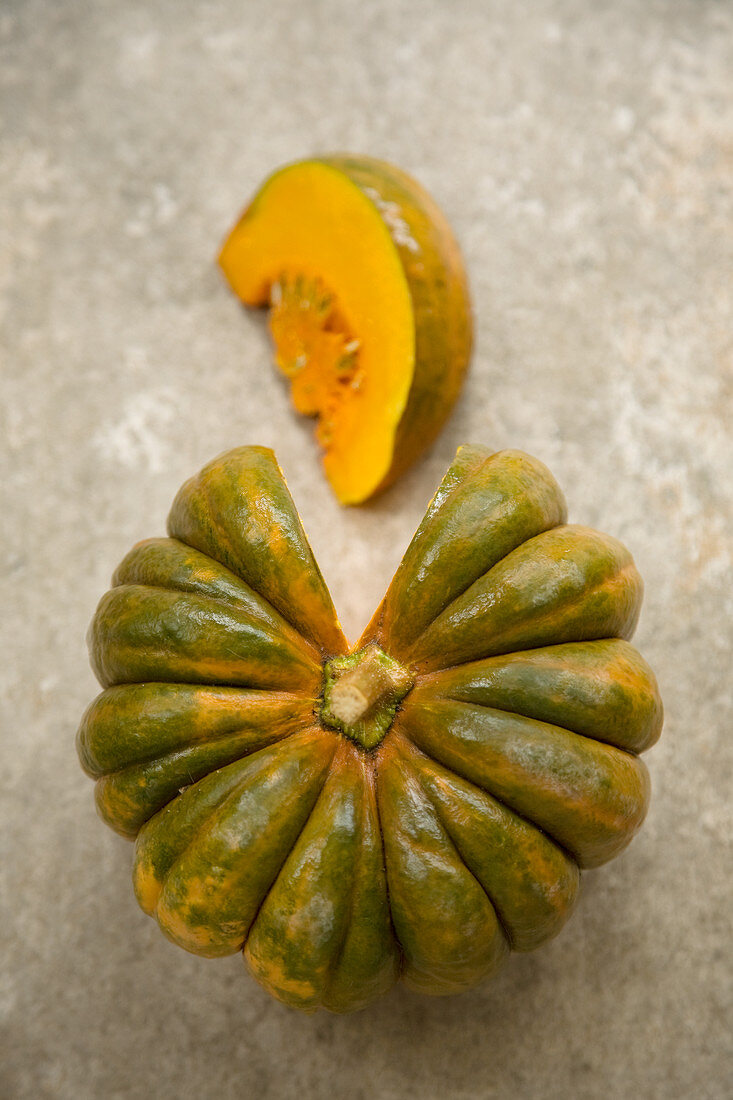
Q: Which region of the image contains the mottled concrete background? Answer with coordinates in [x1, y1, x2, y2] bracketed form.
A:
[2, 1, 731, 1097]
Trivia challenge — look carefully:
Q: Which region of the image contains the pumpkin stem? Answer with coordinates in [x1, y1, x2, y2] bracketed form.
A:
[319, 644, 414, 750]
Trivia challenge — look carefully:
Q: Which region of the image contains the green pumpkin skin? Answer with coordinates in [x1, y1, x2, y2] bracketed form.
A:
[78, 444, 663, 1012]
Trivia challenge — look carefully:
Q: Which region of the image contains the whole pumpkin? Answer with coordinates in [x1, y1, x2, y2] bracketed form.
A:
[78, 444, 662, 1012]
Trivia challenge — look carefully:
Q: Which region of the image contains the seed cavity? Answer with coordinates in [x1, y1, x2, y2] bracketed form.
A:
[267, 273, 364, 450]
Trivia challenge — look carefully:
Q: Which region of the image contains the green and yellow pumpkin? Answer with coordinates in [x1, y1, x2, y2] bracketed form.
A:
[78, 444, 662, 1012]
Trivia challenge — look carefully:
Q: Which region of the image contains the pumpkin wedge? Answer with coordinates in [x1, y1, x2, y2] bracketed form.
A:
[218, 156, 472, 503]
[78, 445, 663, 1012]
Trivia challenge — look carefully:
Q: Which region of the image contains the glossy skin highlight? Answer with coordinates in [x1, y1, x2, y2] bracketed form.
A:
[79, 445, 663, 1012]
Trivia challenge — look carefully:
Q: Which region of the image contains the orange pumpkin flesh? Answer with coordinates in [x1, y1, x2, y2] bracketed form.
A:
[218, 156, 472, 504]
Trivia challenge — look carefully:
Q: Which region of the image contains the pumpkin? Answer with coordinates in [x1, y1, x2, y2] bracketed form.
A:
[78, 444, 662, 1013]
[218, 155, 472, 504]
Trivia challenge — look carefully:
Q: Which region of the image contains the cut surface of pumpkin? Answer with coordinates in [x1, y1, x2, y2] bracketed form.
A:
[219, 156, 472, 504]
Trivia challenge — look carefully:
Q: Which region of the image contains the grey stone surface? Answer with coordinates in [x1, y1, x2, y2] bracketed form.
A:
[2, 0, 732, 1097]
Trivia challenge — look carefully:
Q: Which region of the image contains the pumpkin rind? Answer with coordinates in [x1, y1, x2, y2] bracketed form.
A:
[136, 728, 338, 958]
[89, 583, 321, 692]
[112, 537, 306, 641]
[401, 524, 643, 673]
[389, 735, 581, 952]
[77, 684, 313, 837]
[378, 736, 510, 995]
[419, 639, 663, 755]
[397, 698, 651, 869]
[79, 444, 662, 1011]
[245, 740, 400, 1012]
[167, 445, 347, 656]
[362, 446, 568, 656]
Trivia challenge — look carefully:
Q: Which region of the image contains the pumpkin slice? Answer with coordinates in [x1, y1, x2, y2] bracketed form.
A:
[218, 156, 472, 504]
